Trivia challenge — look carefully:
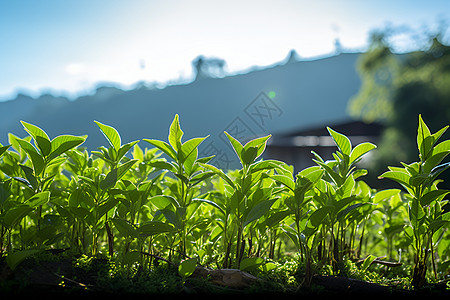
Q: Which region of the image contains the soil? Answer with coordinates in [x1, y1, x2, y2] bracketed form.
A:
[1, 256, 449, 295]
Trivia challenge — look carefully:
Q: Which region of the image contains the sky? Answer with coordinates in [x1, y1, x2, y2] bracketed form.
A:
[0, 0, 449, 100]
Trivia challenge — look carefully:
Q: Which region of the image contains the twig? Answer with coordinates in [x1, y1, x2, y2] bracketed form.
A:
[140, 251, 175, 266]
[356, 256, 402, 267]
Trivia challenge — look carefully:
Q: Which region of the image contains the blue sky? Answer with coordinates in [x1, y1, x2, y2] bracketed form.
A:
[0, 0, 449, 100]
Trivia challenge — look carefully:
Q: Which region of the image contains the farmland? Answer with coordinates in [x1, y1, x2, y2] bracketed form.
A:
[0, 114, 449, 295]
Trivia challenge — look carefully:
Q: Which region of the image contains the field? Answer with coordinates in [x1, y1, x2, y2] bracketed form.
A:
[0, 114, 449, 295]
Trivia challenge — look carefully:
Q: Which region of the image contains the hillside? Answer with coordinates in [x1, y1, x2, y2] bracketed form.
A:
[0, 52, 362, 168]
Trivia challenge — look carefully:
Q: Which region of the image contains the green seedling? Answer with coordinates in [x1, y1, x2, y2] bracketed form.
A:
[379, 115, 450, 288]
[201, 131, 288, 268]
[310, 126, 377, 273]
[144, 114, 214, 258]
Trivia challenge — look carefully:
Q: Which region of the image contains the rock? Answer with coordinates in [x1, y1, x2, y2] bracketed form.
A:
[193, 267, 258, 288]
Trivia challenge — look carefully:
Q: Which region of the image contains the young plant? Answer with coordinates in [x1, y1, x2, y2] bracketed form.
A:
[0, 122, 85, 261]
[310, 126, 376, 273]
[271, 165, 323, 286]
[17, 121, 86, 193]
[74, 121, 138, 256]
[201, 131, 288, 268]
[17, 122, 85, 230]
[143, 114, 214, 258]
[379, 115, 450, 288]
[110, 145, 179, 266]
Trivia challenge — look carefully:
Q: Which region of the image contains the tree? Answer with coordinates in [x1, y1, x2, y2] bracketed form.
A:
[348, 30, 450, 187]
[192, 55, 226, 80]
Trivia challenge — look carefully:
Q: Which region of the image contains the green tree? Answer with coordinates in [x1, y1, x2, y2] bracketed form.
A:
[348, 30, 450, 186]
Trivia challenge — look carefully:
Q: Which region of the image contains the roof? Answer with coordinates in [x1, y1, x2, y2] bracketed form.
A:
[268, 120, 384, 147]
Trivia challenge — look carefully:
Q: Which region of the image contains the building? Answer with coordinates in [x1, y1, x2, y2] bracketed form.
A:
[265, 120, 384, 173]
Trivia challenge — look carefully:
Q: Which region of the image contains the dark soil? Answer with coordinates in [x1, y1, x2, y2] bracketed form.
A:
[1, 256, 449, 296]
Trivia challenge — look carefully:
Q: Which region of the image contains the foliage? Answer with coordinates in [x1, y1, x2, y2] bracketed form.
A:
[379, 115, 450, 287]
[0, 114, 449, 293]
[348, 32, 450, 185]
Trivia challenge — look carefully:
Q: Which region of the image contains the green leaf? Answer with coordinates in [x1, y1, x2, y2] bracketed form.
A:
[158, 208, 182, 229]
[313, 159, 342, 186]
[417, 114, 432, 160]
[423, 151, 450, 174]
[430, 162, 450, 182]
[379, 170, 412, 190]
[117, 140, 140, 162]
[0, 144, 10, 157]
[337, 203, 370, 221]
[94, 120, 121, 152]
[3, 205, 33, 228]
[178, 257, 197, 278]
[429, 219, 450, 233]
[144, 139, 177, 161]
[265, 209, 290, 227]
[12, 177, 32, 190]
[409, 198, 425, 229]
[123, 251, 141, 266]
[25, 191, 50, 208]
[373, 189, 401, 204]
[6, 250, 42, 270]
[16, 138, 45, 176]
[298, 166, 324, 182]
[241, 146, 258, 166]
[189, 171, 216, 186]
[148, 160, 177, 173]
[250, 159, 291, 175]
[243, 134, 271, 161]
[271, 174, 295, 192]
[199, 162, 236, 189]
[349, 142, 377, 165]
[139, 221, 176, 236]
[112, 218, 139, 239]
[97, 197, 119, 219]
[409, 174, 429, 187]
[150, 195, 180, 209]
[327, 127, 351, 156]
[239, 257, 265, 271]
[48, 135, 86, 161]
[420, 189, 450, 207]
[334, 195, 357, 214]
[168, 114, 183, 152]
[100, 159, 138, 190]
[19, 165, 39, 191]
[179, 136, 208, 163]
[294, 176, 314, 199]
[309, 206, 334, 227]
[224, 131, 243, 161]
[193, 198, 225, 214]
[361, 255, 377, 271]
[21, 121, 52, 157]
[244, 199, 276, 227]
[336, 174, 355, 199]
[432, 140, 450, 156]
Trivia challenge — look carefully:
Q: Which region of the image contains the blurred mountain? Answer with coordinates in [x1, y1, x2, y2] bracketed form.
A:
[0, 52, 362, 167]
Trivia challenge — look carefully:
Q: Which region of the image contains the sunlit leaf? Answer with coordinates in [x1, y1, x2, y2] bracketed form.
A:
[178, 257, 197, 278]
[244, 199, 276, 226]
[48, 135, 86, 161]
[224, 131, 243, 162]
[144, 139, 177, 161]
[168, 114, 183, 152]
[327, 127, 351, 156]
[95, 120, 121, 152]
[21, 121, 51, 157]
[349, 142, 376, 165]
[16, 138, 45, 176]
